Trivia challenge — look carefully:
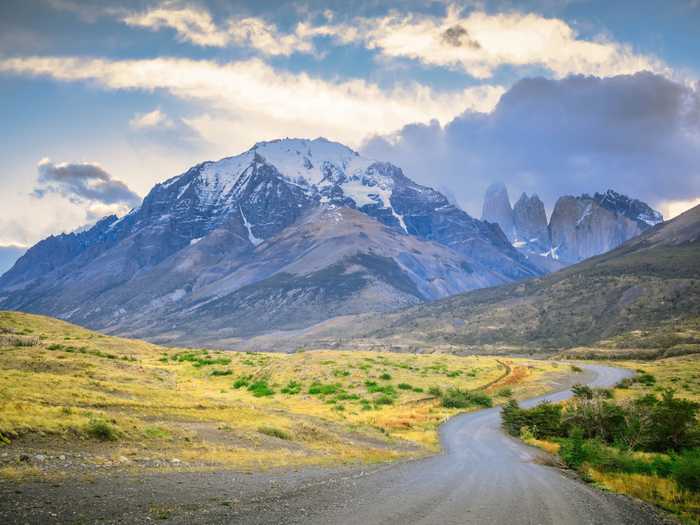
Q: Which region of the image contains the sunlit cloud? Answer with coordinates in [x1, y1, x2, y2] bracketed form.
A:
[129, 108, 173, 129]
[660, 197, 700, 219]
[0, 55, 504, 151]
[123, 3, 229, 47]
[119, 3, 668, 80]
[319, 7, 669, 79]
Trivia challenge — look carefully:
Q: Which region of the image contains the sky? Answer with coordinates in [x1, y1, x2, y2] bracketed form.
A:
[1, 0, 700, 265]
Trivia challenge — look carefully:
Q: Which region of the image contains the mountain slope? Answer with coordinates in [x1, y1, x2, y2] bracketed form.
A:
[0, 138, 540, 346]
[364, 204, 700, 354]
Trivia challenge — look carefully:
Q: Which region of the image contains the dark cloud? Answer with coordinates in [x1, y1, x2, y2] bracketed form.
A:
[33, 159, 141, 209]
[362, 72, 700, 216]
[441, 25, 480, 49]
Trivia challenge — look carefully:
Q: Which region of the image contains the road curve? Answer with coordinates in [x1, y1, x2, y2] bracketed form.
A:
[241, 364, 667, 525]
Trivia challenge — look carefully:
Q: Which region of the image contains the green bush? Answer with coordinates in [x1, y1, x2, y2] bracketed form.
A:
[86, 418, 119, 441]
[671, 449, 700, 492]
[496, 387, 513, 398]
[209, 369, 233, 376]
[441, 388, 492, 409]
[379, 373, 392, 380]
[281, 380, 302, 395]
[428, 386, 442, 397]
[374, 395, 394, 406]
[398, 383, 413, 390]
[560, 427, 587, 469]
[247, 380, 274, 397]
[258, 426, 290, 440]
[232, 376, 251, 389]
[308, 382, 341, 395]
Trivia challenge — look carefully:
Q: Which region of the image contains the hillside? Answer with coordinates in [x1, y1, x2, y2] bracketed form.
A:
[360, 204, 700, 355]
[0, 139, 540, 347]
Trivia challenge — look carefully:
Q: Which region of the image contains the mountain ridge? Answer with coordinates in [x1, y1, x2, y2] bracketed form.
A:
[0, 138, 541, 347]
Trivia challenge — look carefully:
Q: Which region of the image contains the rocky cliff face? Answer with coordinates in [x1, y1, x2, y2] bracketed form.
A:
[548, 193, 660, 264]
[480, 184, 663, 267]
[0, 138, 540, 347]
[512, 193, 550, 252]
[481, 182, 516, 241]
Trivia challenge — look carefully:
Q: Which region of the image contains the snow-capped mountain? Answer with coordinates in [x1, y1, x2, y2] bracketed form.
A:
[0, 138, 540, 348]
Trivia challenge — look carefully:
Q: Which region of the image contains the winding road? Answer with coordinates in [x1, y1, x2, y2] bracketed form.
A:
[1, 365, 671, 524]
[236, 364, 667, 525]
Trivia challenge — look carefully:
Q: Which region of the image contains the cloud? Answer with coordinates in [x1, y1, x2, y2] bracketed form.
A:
[129, 107, 204, 150]
[0, 55, 504, 152]
[118, 4, 665, 80]
[33, 158, 142, 213]
[322, 7, 669, 80]
[129, 108, 172, 129]
[361, 72, 700, 217]
[123, 3, 229, 47]
[122, 3, 315, 56]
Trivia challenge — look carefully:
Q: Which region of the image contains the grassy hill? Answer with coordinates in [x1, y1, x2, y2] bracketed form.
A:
[0, 311, 572, 480]
[363, 205, 700, 356]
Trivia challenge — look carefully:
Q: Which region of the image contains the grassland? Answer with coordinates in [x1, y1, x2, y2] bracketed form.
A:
[0, 311, 574, 480]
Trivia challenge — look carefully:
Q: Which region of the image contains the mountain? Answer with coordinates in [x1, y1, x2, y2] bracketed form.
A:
[480, 184, 662, 266]
[0, 138, 541, 347]
[512, 193, 549, 252]
[481, 182, 516, 242]
[549, 191, 662, 264]
[358, 204, 700, 356]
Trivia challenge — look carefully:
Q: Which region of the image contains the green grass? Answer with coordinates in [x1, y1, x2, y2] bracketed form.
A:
[258, 426, 291, 440]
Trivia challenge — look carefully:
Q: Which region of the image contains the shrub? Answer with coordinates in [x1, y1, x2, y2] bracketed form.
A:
[560, 427, 587, 469]
[86, 418, 119, 441]
[309, 382, 341, 395]
[413, 387, 424, 393]
[379, 373, 392, 380]
[446, 370, 462, 377]
[333, 369, 350, 377]
[441, 388, 492, 409]
[247, 380, 274, 397]
[572, 384, 593, 399]
[281, 380, 302, 395]
[398, 383, 413, 390]
[496, 387, 513, 398]
[671, 449, 700, 492]
[365, 381, 396, 396]
[258, 426, 290, 440]
[374, 395, 394, 406]
[637, 373, 657, 386]
[428, 386, 443, 397]
[232, 376, 251, 389]
[209, 369, 233, 376]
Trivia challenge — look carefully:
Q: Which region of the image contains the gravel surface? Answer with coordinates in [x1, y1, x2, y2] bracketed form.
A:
[0, 365, 675, 524]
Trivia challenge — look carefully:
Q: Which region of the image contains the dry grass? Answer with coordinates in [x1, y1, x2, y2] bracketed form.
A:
[614, 354, 700, 403]
[0, 311, 573, 479]
[586, 468, 700, 524]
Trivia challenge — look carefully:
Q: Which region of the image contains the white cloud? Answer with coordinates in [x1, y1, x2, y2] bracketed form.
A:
[660, 197, 700, 219]
[123, 3, 315, 56]
[123, 3, 229, 47]
[120, 3, 668, 80]
[320, 7, 669, 79]
[0, 55, 504, 151]
[129, 108, 174, 129]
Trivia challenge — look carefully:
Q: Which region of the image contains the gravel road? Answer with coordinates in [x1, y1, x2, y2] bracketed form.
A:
[1, 364, 674, 524]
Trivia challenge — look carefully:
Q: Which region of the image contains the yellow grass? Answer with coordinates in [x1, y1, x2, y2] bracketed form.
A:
[614, 354, 700, 403]
[586, 468, 700, 524]
[0, 311, 573, 479]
